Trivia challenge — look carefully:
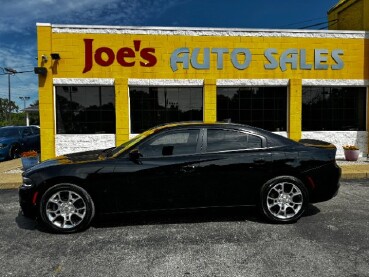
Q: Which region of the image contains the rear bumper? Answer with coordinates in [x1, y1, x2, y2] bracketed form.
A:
[305, 162, 341, 203]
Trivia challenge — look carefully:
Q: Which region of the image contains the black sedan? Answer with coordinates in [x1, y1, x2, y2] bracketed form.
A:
[19, 122, 341, 233]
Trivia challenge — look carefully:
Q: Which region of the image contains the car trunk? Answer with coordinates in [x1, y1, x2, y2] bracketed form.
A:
[299, 139, 337, 155]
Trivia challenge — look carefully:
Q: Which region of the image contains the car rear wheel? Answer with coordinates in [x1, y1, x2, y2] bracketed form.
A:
[39, 184, 95, 233]
[260, 176, 308, 223]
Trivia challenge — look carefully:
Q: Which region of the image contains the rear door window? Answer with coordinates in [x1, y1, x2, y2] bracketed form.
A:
[206, 129, 263, 152]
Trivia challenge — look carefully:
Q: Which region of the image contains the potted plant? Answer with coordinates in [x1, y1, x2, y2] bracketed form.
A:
[343, 145, 360, 161]
[20, 150, 39, 170]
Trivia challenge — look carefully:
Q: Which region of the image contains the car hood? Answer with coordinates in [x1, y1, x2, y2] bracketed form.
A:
[62, 149, 108, 162]
[0, 137, 13, 143]
[24, 149, 109, 173]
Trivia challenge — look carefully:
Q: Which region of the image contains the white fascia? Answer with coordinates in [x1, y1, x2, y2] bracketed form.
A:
[53, 78, 115, 86]
[302, 79, 369, 86]
[217, 79, 289, 87]
[128, 79, 204, 86]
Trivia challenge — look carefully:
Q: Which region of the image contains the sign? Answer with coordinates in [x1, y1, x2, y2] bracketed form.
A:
[82, 39, 344, 73]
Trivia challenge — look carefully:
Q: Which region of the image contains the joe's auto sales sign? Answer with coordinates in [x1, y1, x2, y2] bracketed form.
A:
[82, 39, 344, 73]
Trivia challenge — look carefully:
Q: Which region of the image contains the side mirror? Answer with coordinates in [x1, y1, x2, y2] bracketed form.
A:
[129, 149, 143, 163]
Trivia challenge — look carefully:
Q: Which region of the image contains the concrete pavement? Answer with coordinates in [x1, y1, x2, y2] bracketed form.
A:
[0, 158, 22, 189]
[1, 157, 369, 190]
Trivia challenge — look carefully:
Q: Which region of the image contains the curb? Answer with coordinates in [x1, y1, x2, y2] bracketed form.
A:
[0, 183, 21, 190]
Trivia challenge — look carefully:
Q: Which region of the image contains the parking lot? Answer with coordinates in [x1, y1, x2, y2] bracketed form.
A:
[1, 180, 368, 277]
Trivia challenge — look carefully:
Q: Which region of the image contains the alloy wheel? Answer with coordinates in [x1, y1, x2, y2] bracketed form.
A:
[45, 190, 87, 229]
[266, 181, 303, 220]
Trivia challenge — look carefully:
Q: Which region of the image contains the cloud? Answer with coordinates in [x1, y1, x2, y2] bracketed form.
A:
[0, 0, 186, 108]
[0, 0, 184, 33]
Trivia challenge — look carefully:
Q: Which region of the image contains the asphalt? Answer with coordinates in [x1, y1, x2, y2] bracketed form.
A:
[0, 157, 368, 190]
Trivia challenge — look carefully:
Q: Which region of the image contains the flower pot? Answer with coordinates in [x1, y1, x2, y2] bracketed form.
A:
[344, 149, 360, 161]
[21, 156, 39, 170]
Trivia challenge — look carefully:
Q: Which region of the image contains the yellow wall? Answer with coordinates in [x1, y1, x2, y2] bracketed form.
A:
[37, 25, 55, 160]
[328, 0, 369, 31]
[37, 24, 369, 160]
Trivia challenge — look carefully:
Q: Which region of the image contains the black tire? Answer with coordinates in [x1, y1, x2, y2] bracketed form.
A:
[9, 145, 20, 160]
[259, 176, 308, 223]
[39, 183, 95, 234]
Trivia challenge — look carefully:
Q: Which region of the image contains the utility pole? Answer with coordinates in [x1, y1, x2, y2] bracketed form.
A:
[0, 67, 33, 124]
[4, 67, 18, 124]
[19, 96, 30, 109]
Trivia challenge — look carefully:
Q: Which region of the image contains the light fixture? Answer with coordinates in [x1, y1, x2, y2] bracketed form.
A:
[51, 53, 61, 60]
[41, 55, 48, 63]
[34, 67, 47, 75]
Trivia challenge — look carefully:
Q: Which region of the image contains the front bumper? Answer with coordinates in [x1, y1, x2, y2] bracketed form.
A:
[19, 186, 38, 219]
[0, 147, 10, 161]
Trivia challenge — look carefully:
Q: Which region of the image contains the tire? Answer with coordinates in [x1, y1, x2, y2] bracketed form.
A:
[9, 145, 20, 160]
[259, 176, 308, 223]
[39, 183, 95, 234]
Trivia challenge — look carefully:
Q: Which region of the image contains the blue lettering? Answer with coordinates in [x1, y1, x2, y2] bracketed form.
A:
[231, 48, 252, 70]
[170, 47, 190, 72]
[211, 48, 229, 70]
[190, 48, 210, 69]
[331, 49, 344, 70]
[315, 49, 329, 70]
[300, 49, 312, 70]
[280, 49, 298, 72]
[264, 48, 278, 70]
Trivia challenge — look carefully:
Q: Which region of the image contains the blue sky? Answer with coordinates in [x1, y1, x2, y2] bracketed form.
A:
[0, 0, 338, 110]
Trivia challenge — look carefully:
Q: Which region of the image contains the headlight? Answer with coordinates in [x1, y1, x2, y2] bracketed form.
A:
[22, 177, 34, 188]
[0, 143, 6, 149]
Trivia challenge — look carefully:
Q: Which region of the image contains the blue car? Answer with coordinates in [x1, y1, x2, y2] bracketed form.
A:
[0, 126, 40, 161]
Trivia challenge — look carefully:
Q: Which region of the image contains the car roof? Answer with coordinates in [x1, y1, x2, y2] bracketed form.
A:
[149, 121, 266, 133]
[0, 126, 28, 129]
[146, 121, 298, 147]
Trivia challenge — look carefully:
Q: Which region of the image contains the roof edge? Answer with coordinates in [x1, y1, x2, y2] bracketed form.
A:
[48, 23, 368, 35]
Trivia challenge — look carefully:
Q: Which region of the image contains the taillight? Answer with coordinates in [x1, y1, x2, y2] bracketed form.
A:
[306, 176, 316, 190]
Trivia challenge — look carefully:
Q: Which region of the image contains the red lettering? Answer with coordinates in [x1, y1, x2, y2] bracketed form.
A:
[117, 48, 135, 67]
[95, 47, 115, 66]
[140, 48, 157, 67]
[82, 39, 157, 73]
[83, 39, 94, 73]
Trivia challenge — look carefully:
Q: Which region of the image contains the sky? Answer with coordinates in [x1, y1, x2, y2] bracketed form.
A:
[0, 0, 339, 111]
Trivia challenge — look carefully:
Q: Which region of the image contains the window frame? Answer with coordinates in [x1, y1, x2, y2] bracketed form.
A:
[129, 86, 204, 135]
[54, 85, 116, 134]
[134, 128, 204, 159]
[216, 86, 288, 132]
[301, 86, 367, 131]
[203, 128, 266, 154]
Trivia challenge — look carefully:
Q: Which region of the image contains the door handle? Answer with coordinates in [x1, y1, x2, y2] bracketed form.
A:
[181, 165, 196, 173]
[253, 158, 266, 165]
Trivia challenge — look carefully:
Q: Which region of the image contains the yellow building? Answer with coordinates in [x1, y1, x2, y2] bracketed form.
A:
[328, 0, 369, 31]
[35, 23, 369, 160]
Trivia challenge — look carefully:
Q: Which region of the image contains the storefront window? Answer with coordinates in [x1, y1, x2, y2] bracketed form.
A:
[55, 86, 115, 134]
[130, 87, 203, 133]
[217, 87, 287, 131]
[302, 87, 366, 131]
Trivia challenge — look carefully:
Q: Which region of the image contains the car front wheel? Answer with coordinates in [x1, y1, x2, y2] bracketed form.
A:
[39, 184, 95, 233]
[9, 145, 20, 160]
[260, 176, 308, 223]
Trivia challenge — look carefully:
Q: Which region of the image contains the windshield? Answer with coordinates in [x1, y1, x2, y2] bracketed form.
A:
[0, 128, 20, 137]
[107, 123, 186, 157]
[108, 129, 155, 157]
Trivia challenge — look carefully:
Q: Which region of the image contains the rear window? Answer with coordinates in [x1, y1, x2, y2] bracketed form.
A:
[207, 129, 262, 152]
